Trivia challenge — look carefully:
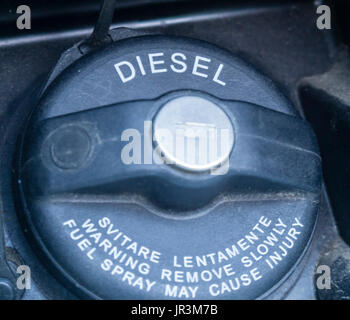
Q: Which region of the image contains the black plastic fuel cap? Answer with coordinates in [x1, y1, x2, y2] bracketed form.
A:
[15, 34, 322, 299]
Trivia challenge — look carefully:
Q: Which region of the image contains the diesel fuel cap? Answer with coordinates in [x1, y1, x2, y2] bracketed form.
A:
[15, 34, 322, 299]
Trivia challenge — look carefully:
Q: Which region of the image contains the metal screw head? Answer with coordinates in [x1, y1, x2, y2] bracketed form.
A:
[153, 95, 234, 172]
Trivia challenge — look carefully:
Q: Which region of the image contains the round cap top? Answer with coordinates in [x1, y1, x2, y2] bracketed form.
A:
[13, 35, 321, 300]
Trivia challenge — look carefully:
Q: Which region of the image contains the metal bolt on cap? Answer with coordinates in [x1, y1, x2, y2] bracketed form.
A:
[153, 95, 234, 172]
